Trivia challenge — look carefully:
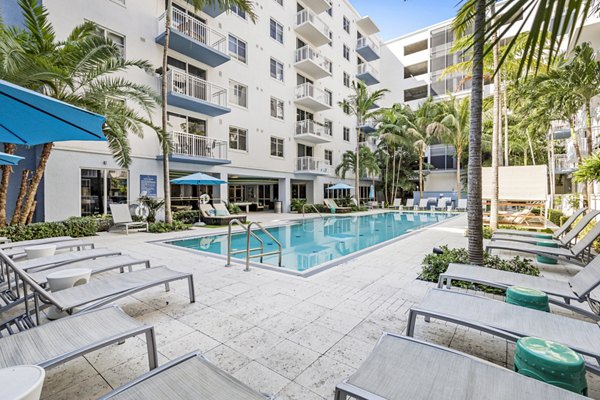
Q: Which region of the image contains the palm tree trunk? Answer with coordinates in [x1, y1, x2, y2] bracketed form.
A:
[384, 151, 389, 204]
[355, 126, 361, 205]
[12, 170, 30, 225]
[162, 0, 173, 224]
[526, 128, 535, 164]
[0, 143, 16, 226]
[467, 0, 486, 266]
[585, 102, 594, 197]
[456, 149, 462, 200]
[490, 13, 500, 231]
[503, 83, 509, 166]
[391, 152, 396, 201]
[19, 143, 53, 224]
[570, 117, 587, 206]
[418, 153, 424, 197]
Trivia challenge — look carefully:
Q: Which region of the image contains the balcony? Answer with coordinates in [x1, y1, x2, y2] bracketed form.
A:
[301, 0, 331, 14]
[295, 120, 332, 144]
[167, 69, 230, 116]
[294, 46, 332, 79]
[160, 131, 230, 165]
[294, 83, 332, 112]
[356, 37, 380, 61]
[295, 9, 331, 47]
[156, 8, 229, 67]
[554, 154, 577, 174]
[295, 156, 333, 175]
[356, 63, 380, 86]
[356, 16, 380, 35]
[358, 118, 377, 133]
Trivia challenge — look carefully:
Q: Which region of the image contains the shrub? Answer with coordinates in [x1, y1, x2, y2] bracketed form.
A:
[547, 209, 564, 226]
[290, 198, 306, 212]
[483, 224, 552, 239]
[0, 216, 99, 242]
[173, 210, 198, 224]
[92, 214, 113, 232]
[301, 204, 328, 213]
[420, 245, 539, 292]
[148, 220, 191, 233]
[227, 203, 243, 215]
[62, 217, 98, 237]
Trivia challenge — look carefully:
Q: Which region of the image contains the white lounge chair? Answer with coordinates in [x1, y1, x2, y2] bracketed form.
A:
[435, 197, 450, 210]
[493, 207, 587, 239]
[109, 204, 148, 234]
[391, 198, 403, 210]
[457, 198, 467, 211]
[418, 198, 429, 210]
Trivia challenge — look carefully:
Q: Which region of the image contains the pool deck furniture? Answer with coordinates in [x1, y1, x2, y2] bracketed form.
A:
[213, 203, 248, 220]
[494, 207, 587, 239]
[418, 198, 429, 210]
[407, 289, 600, 374]
[491, 210, 600, 247]
[0, 365, 45, 400]
[457, 198, 467, 211]
[0, 305, 158, 372]
[0, 237, 75, 251]
[198, 204, 246, 225]
[435, 197, 451, 211]
[335, 333, 586, 400]
[486, 221, 600, 266]
[324, 199, 352, 213]
[15, 248, 122, 272]
[439, 260, 600, 320]
[233, 201, 252, 214]
[109, 204, 148, 235]
[4, 240, 95, 260]
[99, 351, 268, 400]
[391, 198, 403, 210]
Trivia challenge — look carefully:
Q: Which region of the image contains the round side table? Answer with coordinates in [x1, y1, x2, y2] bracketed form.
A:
[0, 365, 45, 400]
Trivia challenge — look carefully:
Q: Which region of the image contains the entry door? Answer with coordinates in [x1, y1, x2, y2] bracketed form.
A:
[297, 144, 313, 157]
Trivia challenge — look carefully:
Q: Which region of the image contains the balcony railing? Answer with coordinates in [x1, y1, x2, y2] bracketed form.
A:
[295, 83, 332, 106]
[295, 45, 332, 73]
[295, 120, 331, 137]
[357, 63, 379, 79]
[296, 9, 331, 38]
[167, 69, 227, 107]
[171, 131, 228, 160]
[158, 8, 227, 54]
[357, 37, 380, 53]
[296, 156, 333, 174]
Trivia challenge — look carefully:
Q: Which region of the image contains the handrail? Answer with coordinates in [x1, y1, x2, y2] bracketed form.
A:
[244, 222, 282, 271]
[226, 219, 263, 267]
[302, 203, 323, 218]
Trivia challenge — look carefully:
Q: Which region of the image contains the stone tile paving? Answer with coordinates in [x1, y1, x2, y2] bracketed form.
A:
[37, 212, 600, 399]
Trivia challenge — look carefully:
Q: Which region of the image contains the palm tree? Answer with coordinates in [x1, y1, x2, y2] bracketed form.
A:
[438, 96, 470, 199]
[160, 0, 256, 223]
[339, 81, 387, 204]
[0, 0, 160, 225]
[335, 147, 379, 182]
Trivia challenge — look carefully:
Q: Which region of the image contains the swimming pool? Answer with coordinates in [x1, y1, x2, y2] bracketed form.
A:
[165, 212, 457, 275]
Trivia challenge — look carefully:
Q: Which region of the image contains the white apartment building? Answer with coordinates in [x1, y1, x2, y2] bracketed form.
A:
[2, 0, 384, 220]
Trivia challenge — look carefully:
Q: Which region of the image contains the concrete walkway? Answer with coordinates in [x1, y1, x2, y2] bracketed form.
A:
[38, 212, 600, 399]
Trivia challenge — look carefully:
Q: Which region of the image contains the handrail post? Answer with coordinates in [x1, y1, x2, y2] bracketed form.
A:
[245, 224, 252, 272]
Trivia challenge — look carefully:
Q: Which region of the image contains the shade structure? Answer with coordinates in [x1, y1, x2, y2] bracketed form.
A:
[0, 79, 106, 145]
[0, 152, 24, 166]
[170, 172, 227, 185]
[369, 185, 375, 199]
[327, 183, 354, 190]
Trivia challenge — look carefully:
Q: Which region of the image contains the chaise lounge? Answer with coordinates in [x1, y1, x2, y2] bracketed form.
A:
[109, 203, 148, 234]
[493, 207, 587, 238]
[324, 199, 352, 213]
[199, 203, 246, 225]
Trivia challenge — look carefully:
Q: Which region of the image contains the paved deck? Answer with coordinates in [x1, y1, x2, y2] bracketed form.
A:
[37, 212, 600, 399]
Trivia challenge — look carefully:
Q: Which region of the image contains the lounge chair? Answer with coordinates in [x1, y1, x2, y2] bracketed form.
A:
[498, 208, 532, 225]
[324, 199, 352, 213]
[439, 260, 600, 320]
[491, 210, 600, 247]
[213, 203, 247, 221]
[486, 220, 600, 265]
[15, 247, 122, 272]
[435, 197, 450, 211]
[406, 289, 600, 374]
[4, 239, 95, 259]
[199, 204, 246, 225]
[99, 351, 268, 400]
[406, 198, 415, 210]
[494, 207, 587, 239]
[109, 204, 148, 234]
[335, 333, 584, 400]
[0, 306, 158, 373]
[391, 198, 403, 210]
[0, 236, 75, 250]
[457, 198, 467, 211]
[418, 198, 429, 210]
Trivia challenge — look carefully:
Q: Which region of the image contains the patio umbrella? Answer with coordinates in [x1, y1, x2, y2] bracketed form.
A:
[170, 172, 227, 185]
[0, 79, 106, 145]
[369, 185, 375, 200]
[326, 183, 354, 190]
[0, 152, 23, 166]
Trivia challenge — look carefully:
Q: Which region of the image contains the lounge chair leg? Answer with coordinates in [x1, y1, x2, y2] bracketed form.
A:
[437, 277, 444, 288]
[188, 276, 196, 303]
[145, 327, 158, 370]
[164, 282, 170, 292]
[406, 310, 417, 337]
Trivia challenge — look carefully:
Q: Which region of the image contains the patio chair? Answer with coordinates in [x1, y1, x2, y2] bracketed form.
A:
[439, 259, 600, 320]
[335, 333, 584, 400]
[15, 247, 122, 272]
[324, 199, 352, 213]
[0, 305, 158, 373]
[109, 204, 148, 234]
[406, 289, 600, 374]
[493, 207, 587, 239]
[199, 204, 246, 225]
[4, 239, 95, 260]
[99, 351, 268, 400]
[0, 236, 75, 251]
[435, 197, 450, 211]
[457, 198, 467, 211]
[491, 209, 600, 247]
[486, 219, 600, 265]
[213, 203, 247, 220]
[418, 198, 429, 210]
[406, 198, 415, 210]
[391, 198, 403, 210]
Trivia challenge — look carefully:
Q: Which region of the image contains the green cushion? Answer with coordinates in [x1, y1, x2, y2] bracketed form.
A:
[506, 286, 550, 312]
[535, 241, 558, 264]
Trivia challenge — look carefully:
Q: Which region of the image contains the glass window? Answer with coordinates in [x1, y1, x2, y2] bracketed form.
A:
[291, 183, 307, 200]
[81, 169, 128, 216]
[93, 24, 125, 58]
[229, 126, 248, 151]
[343, 45, 350, 60]
[324, 89, 333, 106]
[228, 34, 247, 63]
[343, 16, 350, 33]
[270, 137, 284, 157]
[324, 119, 333, 136]
[343, 127, 350, 141]
[343, 72, 350, 87]
[229, 80, 248, 108]
[270, 18, 284, 43]
[343, 103, 350, 114]
[328, 31, 333, 46]
[270, 97, 284, 119]
[270, 58, 284, 81]
[230, 4, 246, 19]
[324, 149, 333, 165]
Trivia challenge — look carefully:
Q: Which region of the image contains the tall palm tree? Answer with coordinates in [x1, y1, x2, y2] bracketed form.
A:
[160, 0, 256, 223]
[335, 147, 379, 182]
[339, 81, 387, 204]
[0, 0, 160, 225]
[438, 96, 470, 199]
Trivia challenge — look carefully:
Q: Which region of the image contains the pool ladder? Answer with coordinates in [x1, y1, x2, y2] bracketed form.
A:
[301, 204, 323, 218]
[226, 219, 282, 271]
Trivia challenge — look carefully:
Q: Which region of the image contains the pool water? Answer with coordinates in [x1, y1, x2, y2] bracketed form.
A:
[166, 212, 456, 273]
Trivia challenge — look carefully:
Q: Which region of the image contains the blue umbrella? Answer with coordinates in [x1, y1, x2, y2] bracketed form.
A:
[171, 172, 227, 185]
[326, 183, 354, 190]
[369, 185, 375, 200]
[0, 152, 23, 166]
[0, 79, 106, 145]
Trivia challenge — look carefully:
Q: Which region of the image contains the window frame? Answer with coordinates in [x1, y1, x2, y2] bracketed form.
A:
[229, 80, 248, 108]
[229, 126, 248, 152]
[343, 16, 350, 33]
[270, 97, 285, 120]
[270, 136, 284, 158]
[92, 23, 126, 59]
[343, 44, 350, 61]
[324, 149, 333, 165]
[230, 4, 247, 19]
[228, 34, 247, 64]
[270, 57, 284, 82]
[343, 126, 350, 141]
[270, 18, 284, 44]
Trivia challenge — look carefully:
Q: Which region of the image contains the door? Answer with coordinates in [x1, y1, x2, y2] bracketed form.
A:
[297, 144, 313, 157]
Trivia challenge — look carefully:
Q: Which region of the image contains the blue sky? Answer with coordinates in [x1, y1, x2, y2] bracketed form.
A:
[350, 0, 461, 41]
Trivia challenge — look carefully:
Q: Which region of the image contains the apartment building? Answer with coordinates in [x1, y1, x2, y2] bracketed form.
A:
[1, 0, 383, 220]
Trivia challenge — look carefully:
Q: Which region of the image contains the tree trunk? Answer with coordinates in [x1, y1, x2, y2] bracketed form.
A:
[11, 170, 30, 225]
[0, 143, 16, 226]
[418, 152, 424, 197]
[526, 128, 535, 165]
[391, 152, 396, 201]
[585, 101, 594, 197]
[503, 82, 509, 166]
[490, 13, 500, 232]
[456, 149, 462, 199]
[384, 151, 389, 204]
[19, 143, 53, 224]
[161, 0, 173, 224]
[467, 0, 486, 266]
[570, 118, 587, 206]
[355, 126, 361, 205]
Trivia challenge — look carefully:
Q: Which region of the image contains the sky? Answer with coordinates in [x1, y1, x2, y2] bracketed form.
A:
[350, 0, 461, 41]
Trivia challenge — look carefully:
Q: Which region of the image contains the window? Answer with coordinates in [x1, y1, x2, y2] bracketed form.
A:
[81, 169, 128, 216]
[328, 31, 333, 47]
[343, 45, 350, 61]
[324, 149, 333, 165]
[343, 16, 350, 33]
[229, 81, 247, 108]
[229, 126, 248, 151]
[230, 4, 246, 19]
[324, 119, 333, 136]
[324, 89, 333, 106]
[229, 35, 247, 63]
[343, 72, 350, 87]
[270, 137, 284, 157]
[94, 25, 125, 58]
[270, 19, 283, 43]
[270, 97, 284, 119]
[343, 127, 350, 141]
[270, 58, 284, 81]
[343, 103, 350, 114]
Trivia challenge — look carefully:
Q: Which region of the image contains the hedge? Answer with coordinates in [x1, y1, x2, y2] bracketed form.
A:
[0, 216, 99, 242]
